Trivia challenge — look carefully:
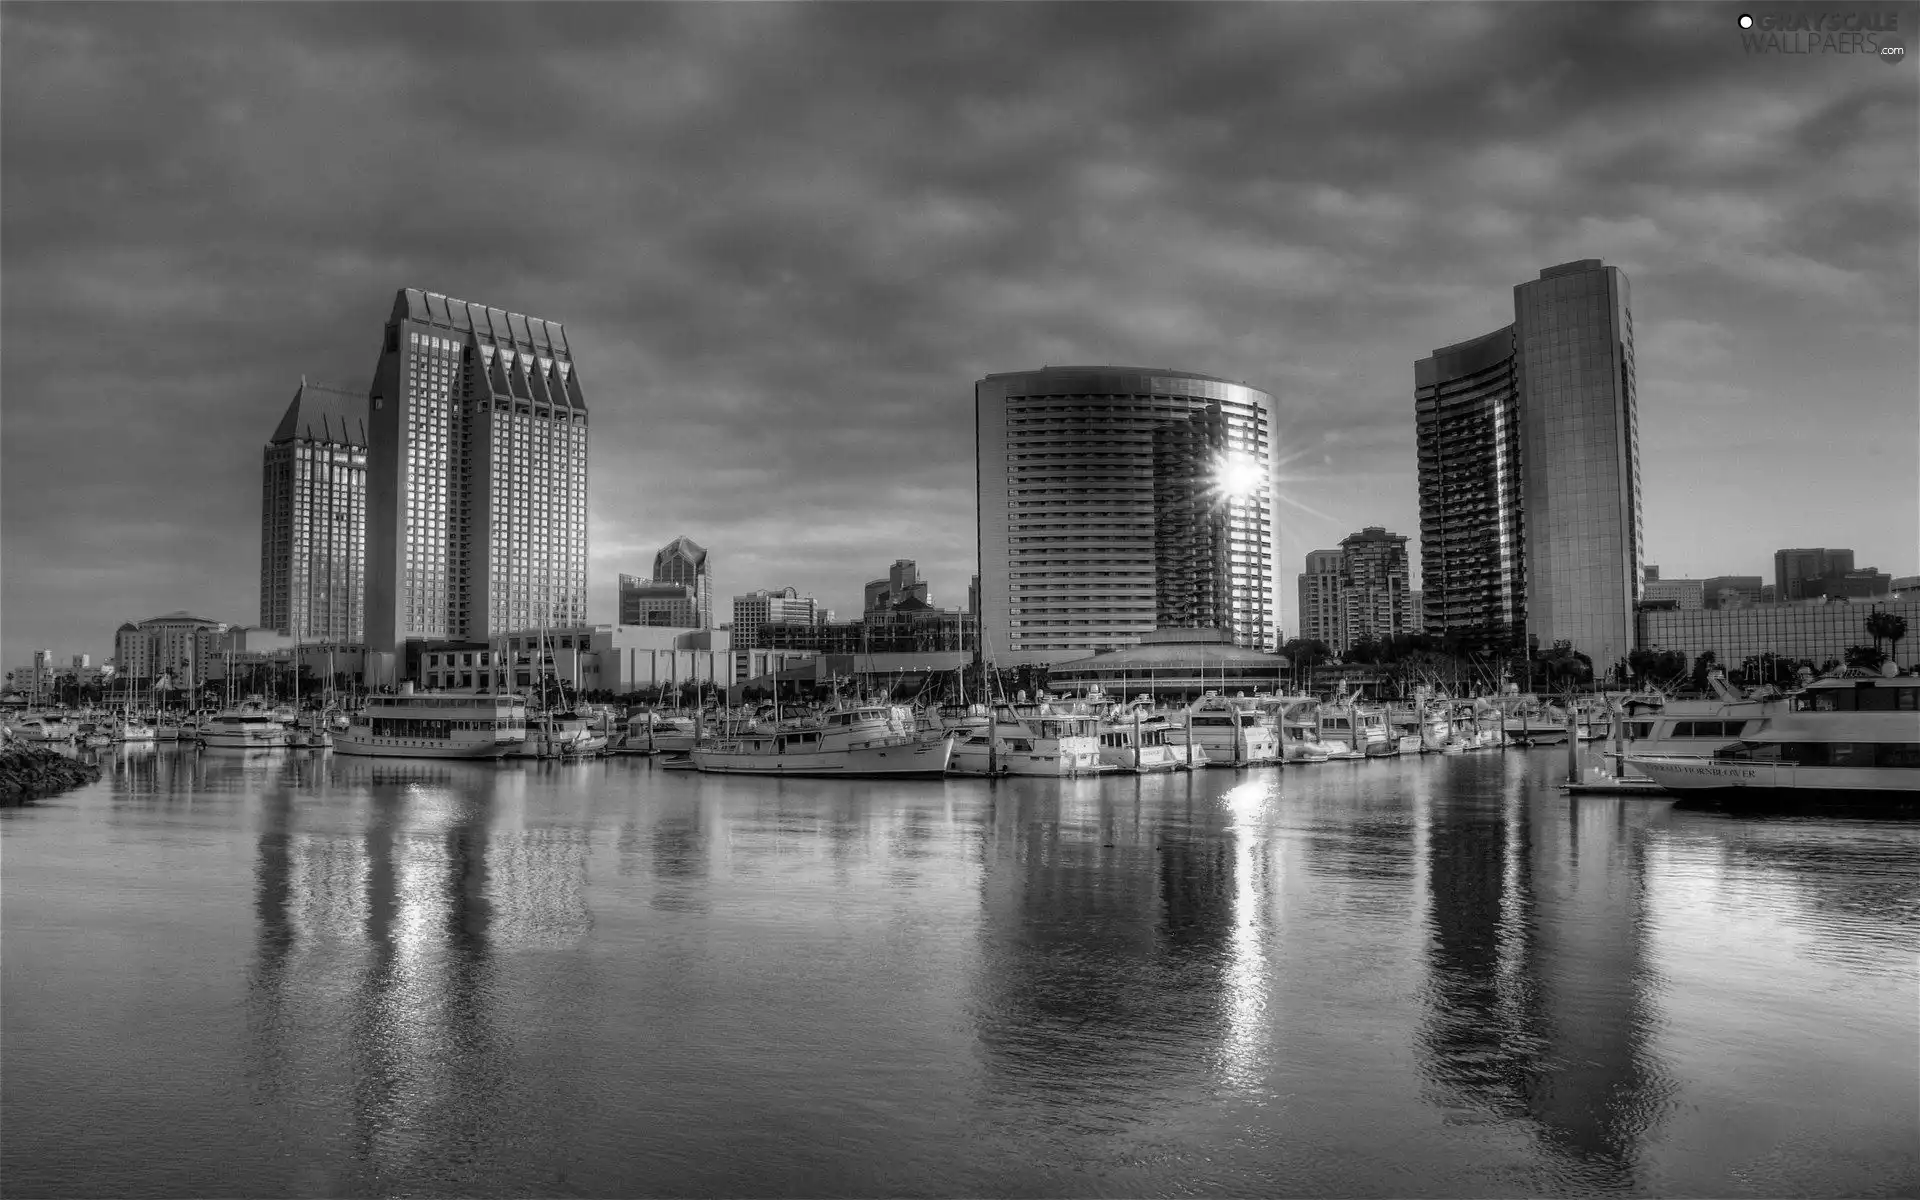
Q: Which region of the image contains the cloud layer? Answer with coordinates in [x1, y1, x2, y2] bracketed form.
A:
[4, 2, 1915, 666]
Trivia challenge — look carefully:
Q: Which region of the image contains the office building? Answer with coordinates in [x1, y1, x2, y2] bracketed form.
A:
[261, 378, 367, 642]
[651, 535, 713, 628]
[1640, 566, 1704, 611]
[1774, 548, 1853, 601]
[113, 612, 229, 693]
[731, 587, 820, 650]
[1701, 575, 1765, 609]
[976, 366, 1277, 665]
[364, 289, 588, 655]
[1340, 527, 1414, 649]
[865, 559, 930, 615]
[618, 575, 696, 628]
[1416, 259, 1640, 670]
[1297, 549, 1344, 648]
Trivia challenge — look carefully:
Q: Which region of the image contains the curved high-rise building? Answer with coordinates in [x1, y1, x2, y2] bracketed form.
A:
[1415, 259, 1641, 673]
[975, 367, 1277, 665]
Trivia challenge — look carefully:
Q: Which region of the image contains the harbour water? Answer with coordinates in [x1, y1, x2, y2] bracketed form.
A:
[4, 747, 1917, 1197]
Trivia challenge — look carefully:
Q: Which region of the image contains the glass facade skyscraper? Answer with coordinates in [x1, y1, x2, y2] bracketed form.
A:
[365, 289, 588, 654]
[1415, 260, 1640, 671]
[261, 378, 366, 643]
[976, 367, 1277, 665]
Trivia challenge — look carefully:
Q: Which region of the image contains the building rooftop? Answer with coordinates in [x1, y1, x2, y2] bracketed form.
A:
[270, 378, 368, 446]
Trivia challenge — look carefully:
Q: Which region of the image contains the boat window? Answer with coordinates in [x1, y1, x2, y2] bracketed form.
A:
[1856, 687, 1915, 713]
[1809, 690, 1854, 712]
[1008, 739, 1033, 752]
[1874, 743, 1920, 768]
[1716, 741, 1782, 762]
[1626, 721, 1655, 739]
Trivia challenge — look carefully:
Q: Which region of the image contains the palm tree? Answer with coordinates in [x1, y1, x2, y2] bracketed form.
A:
[1865, 611, 1907, 663]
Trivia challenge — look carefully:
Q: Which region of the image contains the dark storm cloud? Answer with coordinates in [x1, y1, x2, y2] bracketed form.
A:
[4, 1, 1915, 666]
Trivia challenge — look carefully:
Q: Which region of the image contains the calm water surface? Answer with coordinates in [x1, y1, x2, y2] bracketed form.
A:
[4, 747, 1917, 1197]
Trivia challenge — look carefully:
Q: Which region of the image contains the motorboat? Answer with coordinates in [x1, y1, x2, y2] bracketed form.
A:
[1097, 706, 1207, 773]
[1316, 696, 1394, 758]
[1182, 692, 1281, 766]
[689, 703, 954, 778]
[200, 698, 290, 749]
[1626, 668, 1919, 804]
[8, 713, 78, 743]
[948, 706, 1108, 777]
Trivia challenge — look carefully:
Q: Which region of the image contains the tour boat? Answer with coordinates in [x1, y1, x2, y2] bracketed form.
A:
[199, 699, 289, 749]
[1183, 692, 1281, 766]
[1625, 669, 1919, 805]
[948, 707, 1108, 777]
[337, 692, 527, 759]
[689, 703, 954, 778]
[1608, 671, 1794, 780]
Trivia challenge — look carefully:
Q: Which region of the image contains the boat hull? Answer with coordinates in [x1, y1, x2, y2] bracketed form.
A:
[1626, 755, 1920, 801]
[691, 738, 952, 778]
[335, 735, 513, 759]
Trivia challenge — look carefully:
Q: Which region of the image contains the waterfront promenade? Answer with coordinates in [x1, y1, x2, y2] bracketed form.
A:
[3, 746, 1916, 1197]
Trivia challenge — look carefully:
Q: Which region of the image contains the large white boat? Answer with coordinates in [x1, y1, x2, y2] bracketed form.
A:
[1626, 669, 1919, 805]
[200, 699, 289, 749]
[1097, 709, 1207, 772]
[690, 704, 955, 778]
[1317, 699, 1394, 758]
[1183, 693, 1280, 766]
[948, 708, 1108, 777]
[337, 692, 527, 759]
[1608, 672, 1793, 780]
[8, 713, 77, 743]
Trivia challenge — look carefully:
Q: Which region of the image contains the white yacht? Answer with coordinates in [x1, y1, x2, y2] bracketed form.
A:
[948, 708, 1107, 777]
[337, 692, 527, 759]
[1183, 692, 1280, 766]
[1609, 672, 1794, 780]
[9, 713, 78, 743]
[111, 715, 158, 744]
[1097, 709, 1207, 773]
[200, 699, 289, 749]
[690, 704, 954, 778]
[1627, 669, 1919, 804]
[1316, 698, 1393, 758]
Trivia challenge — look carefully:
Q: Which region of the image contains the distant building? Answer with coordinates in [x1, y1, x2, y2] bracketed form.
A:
[967, 574, 981, 617]
[648, 535, 713, 628]
[1297, 549, 1343, 648]
[1339, 527, 1414, 650]
[731, 587, 819, 650]
[1774, 548, 1854, 602]
[976, 366, 1278, 664]
[1416, 259, 1641, 669]
[261, 378, 367, 643]
[113, 612, 229, 694]
[864, 559, 930, 616]
[619, 575, 690, 627]
[1802, 567, 1892, 601]
[1893, 575, 1920, 595]
[1701, 575, 1765, 609]
[1639, 598, 1920, 673]
[1641, 566, 1705, 611]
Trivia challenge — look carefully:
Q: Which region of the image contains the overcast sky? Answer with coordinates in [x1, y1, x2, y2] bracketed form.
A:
[3, 1, 1915, 669]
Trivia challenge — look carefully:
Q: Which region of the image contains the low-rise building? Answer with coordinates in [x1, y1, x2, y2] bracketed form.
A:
[1637, 597, 1920, 673]
[1046, 627, 1291, 702]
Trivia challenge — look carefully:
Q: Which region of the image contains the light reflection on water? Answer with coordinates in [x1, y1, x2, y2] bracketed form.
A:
[4, 745, 1917, 1197]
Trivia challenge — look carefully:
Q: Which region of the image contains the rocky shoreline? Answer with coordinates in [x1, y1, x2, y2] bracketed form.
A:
[0, 745, 103, 805]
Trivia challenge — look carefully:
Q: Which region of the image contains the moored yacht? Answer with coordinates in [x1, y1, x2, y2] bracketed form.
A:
[1626, 669, 1919, 805]
[1097, 707, 1207, 773]
[1183, 692, 1280, 766]
[689, 703, 954, 778]
[948, 707, 1107, 777]
[1317, 697, 1393, 758]
[8, 713, 78, 743]
[200, 699, 289, 749]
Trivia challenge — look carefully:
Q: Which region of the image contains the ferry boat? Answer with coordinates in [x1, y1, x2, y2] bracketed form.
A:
[1608, 672, 1793, 780]
[337, 692, 528, 759]
[689, 703, 954, 777]
[1626, 669, 1919, 805]
[7, 713, 77, 743]
[1183, 692, 1281, 766]
[200, 699, 289, 749]
[948, 708, 1107, 777]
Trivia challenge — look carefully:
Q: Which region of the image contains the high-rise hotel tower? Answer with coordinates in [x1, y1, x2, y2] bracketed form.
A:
[1415, 259, 1640, 671]
[976, 367, 1277, 665]
[365, 289, 588, 654]
[261, 378, 367, 642]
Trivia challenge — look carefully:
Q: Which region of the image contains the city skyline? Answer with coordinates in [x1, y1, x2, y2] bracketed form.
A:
[5, 3, 1916, 669]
